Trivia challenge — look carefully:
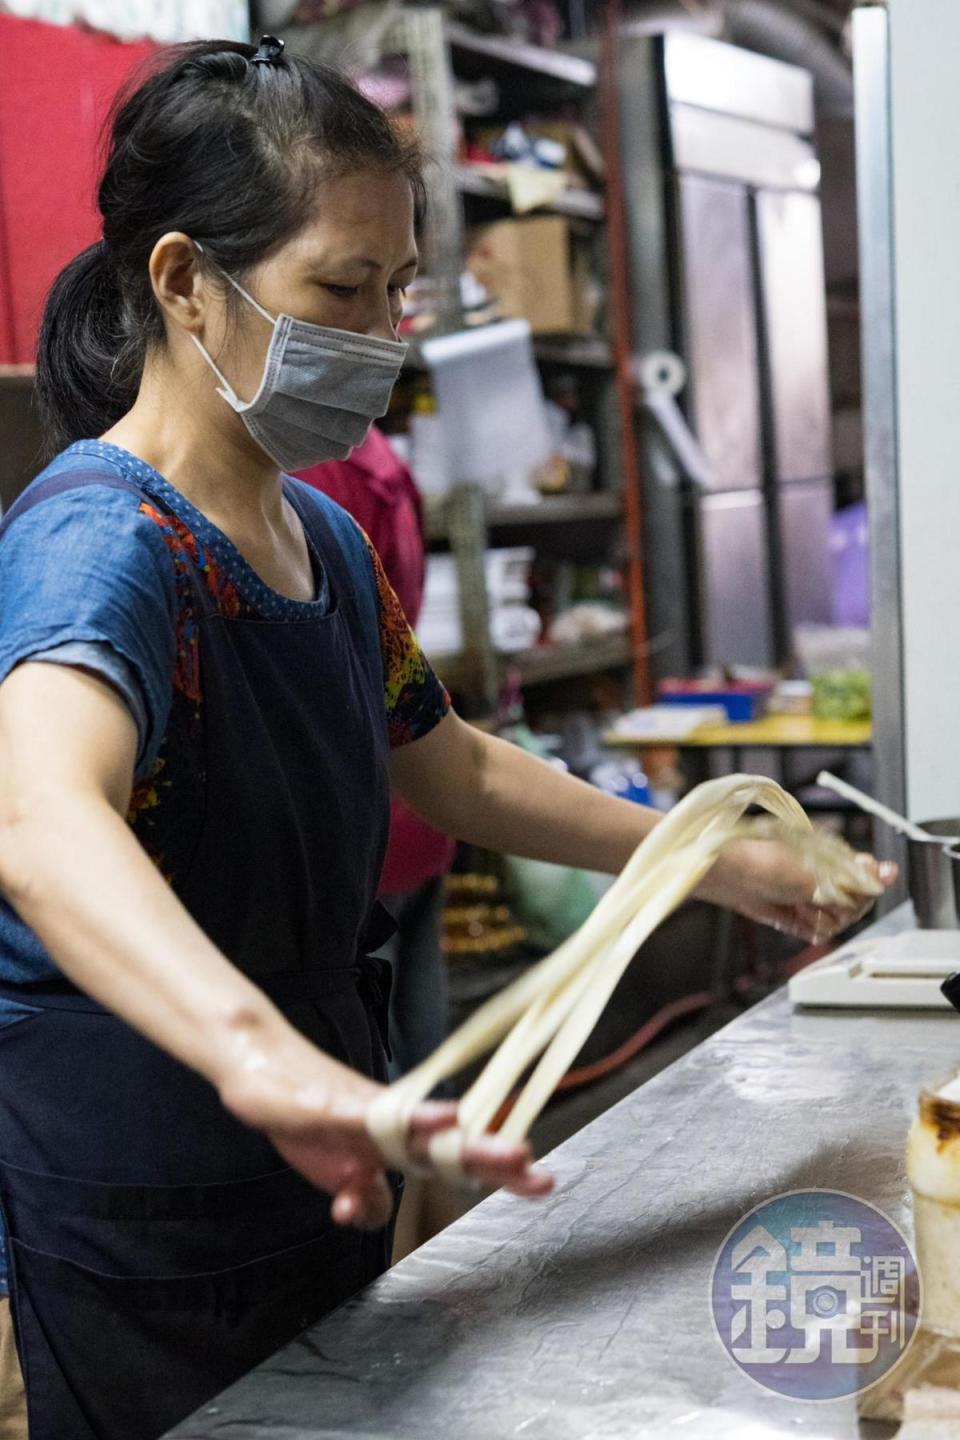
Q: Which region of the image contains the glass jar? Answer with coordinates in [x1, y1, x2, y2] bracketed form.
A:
[907, 1074, 960, 1332]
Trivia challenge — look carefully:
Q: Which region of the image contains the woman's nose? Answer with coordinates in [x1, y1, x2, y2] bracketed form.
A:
[367, 297, 401, 343]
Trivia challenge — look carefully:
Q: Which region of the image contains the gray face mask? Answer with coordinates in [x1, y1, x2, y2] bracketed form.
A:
[191, 252, 407, 471]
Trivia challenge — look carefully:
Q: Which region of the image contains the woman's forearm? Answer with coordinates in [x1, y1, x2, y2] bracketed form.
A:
[393, 715, 660, 874]
[460, 732, 658, 871]
[392, 715, 888, 941]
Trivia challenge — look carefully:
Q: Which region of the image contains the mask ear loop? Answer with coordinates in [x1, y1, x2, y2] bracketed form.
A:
[190, 240, 278, 407]
[193, 240, 277, 323]
[190, 334, 241, 407]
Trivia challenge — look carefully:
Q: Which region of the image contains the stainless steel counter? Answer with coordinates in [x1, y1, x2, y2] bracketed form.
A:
[167, 907, 956, 1439]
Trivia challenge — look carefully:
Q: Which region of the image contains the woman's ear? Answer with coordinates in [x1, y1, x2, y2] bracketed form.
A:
[148, 232, 207, 335]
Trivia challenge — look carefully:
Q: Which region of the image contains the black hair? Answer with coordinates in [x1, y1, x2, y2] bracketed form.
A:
[35, 40, 423, 453]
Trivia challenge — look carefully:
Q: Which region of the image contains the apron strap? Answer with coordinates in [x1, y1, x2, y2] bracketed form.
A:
[0, 468, 144, 540]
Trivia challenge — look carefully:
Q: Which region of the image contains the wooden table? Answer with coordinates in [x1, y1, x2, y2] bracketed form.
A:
[604, 714, 872, 768]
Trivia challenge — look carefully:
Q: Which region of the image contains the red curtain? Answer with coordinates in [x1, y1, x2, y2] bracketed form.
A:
[0, 14, 157, 364]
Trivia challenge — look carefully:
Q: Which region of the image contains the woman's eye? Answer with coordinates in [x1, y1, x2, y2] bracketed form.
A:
[388, 286, 408, 302]
[324, 284, 360, 299]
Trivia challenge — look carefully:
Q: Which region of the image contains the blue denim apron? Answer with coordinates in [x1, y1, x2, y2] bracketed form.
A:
[0, 467, 397, 1439]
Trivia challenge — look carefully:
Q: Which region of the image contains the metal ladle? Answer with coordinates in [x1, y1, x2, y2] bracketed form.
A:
[819, 771, 960, 929]
[817, 771, 935, 842]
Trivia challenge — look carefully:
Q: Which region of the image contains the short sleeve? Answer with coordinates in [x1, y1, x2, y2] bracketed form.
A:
[0, 486, 177, 770]
[363, 536, 450, 748]
[30, 640, 150, 768]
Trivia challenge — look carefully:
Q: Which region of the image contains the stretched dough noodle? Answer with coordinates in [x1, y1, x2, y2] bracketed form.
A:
[366, 774, 882, 1180]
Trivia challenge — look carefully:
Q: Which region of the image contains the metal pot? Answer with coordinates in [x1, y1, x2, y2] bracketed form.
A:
[908, 820, 960, 929]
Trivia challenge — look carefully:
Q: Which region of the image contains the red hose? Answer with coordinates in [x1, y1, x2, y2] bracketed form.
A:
[490, 990, 715, 1130]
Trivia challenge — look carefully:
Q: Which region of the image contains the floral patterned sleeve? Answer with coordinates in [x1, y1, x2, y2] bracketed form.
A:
[362, 536, 450, 748]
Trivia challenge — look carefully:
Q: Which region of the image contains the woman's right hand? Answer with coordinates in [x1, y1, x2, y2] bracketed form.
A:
[218, 1022, 553, 1230]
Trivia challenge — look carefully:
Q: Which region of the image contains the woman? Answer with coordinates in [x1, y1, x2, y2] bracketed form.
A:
[0, 36, 891, 1440]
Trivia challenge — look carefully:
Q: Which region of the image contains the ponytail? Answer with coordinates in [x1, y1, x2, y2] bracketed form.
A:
[35, 242, 143, 456]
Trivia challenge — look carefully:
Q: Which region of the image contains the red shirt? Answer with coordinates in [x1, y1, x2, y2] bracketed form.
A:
[297, 429, 456, 894]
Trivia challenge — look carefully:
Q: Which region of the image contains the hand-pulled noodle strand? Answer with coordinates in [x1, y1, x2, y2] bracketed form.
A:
[366, 774, 882, 1179]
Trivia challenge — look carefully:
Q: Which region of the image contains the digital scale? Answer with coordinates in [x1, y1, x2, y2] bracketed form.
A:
[789, 931, 960, 1009]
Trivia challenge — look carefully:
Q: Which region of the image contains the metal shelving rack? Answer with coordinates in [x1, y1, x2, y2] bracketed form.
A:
[426, 491, 623, 541]
[380, 5, 643, 716]
[453, 162, 606, 220]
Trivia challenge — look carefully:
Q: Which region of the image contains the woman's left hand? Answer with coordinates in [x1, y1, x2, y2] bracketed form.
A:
[696, 837, 899, 943]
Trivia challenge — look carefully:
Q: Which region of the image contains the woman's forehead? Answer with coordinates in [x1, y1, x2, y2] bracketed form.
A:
[291, 170, 417, 268]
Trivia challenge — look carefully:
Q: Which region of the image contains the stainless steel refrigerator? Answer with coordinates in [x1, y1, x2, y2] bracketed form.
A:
[620, 30, 835, 676]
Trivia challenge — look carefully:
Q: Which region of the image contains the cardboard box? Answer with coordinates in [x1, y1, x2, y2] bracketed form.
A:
[466, 216, 596, 335]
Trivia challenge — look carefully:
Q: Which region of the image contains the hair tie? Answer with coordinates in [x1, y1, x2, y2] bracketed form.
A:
[251, 35, 285, 66]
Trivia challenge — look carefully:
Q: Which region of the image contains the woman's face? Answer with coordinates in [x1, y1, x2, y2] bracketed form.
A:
[203, 167, 417, 403]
